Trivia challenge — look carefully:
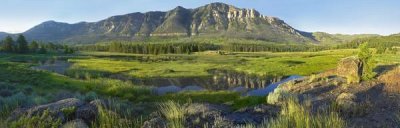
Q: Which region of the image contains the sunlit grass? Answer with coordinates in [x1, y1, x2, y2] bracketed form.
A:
[159, 101, 186, 128]
[71, 49, 358, 79]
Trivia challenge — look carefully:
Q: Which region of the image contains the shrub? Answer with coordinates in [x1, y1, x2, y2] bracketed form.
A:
[358, 42, 376, 80]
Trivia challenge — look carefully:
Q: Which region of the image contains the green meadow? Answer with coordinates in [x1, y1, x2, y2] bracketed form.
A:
[70, 49, 357, 79]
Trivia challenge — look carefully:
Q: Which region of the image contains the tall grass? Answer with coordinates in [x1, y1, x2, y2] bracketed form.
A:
[93, 100, 145, 128]
[159, 101, 186, 128]
[9, 109, 62, 128]
[267, 98, 346, 128]
[239, 98, 346, 128]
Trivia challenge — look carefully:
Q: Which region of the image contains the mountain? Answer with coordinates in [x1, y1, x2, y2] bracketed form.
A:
[0, 32, 9, 39]
[312, 32, 380, 44]
[22, 2, 315, 44]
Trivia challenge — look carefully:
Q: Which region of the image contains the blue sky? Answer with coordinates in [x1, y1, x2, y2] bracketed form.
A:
[0, 0, 399, 35]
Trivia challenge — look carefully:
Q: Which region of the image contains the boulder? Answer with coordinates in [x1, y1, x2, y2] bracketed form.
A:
[9, 98, 83, 122]
[75, 103, 98, 124]
[336, 93, 357, 112]
[336, 56, 363, 84]
[142, 117, 168, 128]
[9, 98, 98, 125]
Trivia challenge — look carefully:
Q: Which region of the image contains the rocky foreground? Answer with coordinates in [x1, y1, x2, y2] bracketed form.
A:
[275, 56, 400, 127]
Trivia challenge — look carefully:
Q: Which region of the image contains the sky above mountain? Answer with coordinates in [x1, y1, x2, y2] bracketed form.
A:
[0, 0, 399, 35]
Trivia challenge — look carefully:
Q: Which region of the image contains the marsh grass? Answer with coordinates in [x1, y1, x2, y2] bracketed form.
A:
[70, 49, 357, 79]
[267, 98, 346, 128]
[159, 101, 186, 128]
[93, 99, 145, 128]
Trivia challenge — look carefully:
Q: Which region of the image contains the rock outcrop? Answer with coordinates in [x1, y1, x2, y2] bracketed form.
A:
[336, 56, 363, 84]
[9, 98, 98, 126]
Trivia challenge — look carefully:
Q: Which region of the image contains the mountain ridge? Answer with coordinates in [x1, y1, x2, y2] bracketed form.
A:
[21, 2, 316, 44]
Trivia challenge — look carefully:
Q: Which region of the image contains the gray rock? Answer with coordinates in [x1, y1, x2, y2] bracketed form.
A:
[336, 56, 363, 84]
[75, 103, 98, 124]
[9, 98, 87, 123]
[336, 92, 357, 112]
[62, 119, 89, 128]
[142, 117, 167, 128]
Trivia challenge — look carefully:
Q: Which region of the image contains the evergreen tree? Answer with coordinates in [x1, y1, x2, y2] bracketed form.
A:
[64, 46, 74, 54]
[358, 42, 375, 80]
[2, 36, 14, 53]
[29, 41, 39, 52]
[16, 35, 29, 53]
[38, 46, 47, 54]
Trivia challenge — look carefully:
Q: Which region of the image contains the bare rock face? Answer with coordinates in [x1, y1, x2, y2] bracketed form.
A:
[23, 2, 314, 44]
[336, 56, 363, 84]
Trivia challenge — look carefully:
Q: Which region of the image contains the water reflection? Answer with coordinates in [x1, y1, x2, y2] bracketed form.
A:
[153, 75, 302, 96]
[29, 58, 72, 74]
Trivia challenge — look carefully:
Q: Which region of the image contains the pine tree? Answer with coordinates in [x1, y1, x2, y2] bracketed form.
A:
[16, 35, 29, 53]
[2, 36, 14, 53]
[38, 44, 47, 54]
[358, 42, 375, 80]
[29, 41, 39, 52]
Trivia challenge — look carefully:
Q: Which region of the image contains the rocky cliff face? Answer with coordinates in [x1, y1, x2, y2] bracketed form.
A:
[23, 2, 314, 44]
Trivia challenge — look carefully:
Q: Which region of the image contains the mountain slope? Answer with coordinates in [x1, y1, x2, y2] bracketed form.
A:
[23, 2, 315, 44]
[0, 32, 9, 39]
[312, 32, 380, 44]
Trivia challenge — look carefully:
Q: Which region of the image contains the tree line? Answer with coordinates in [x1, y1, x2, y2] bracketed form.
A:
[75, 41, 332, 54]
[221, 43, 328, 52]
[335, 35, 400, 54]
[0, 35, 74, 54]
[75, 42, 220, 54]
